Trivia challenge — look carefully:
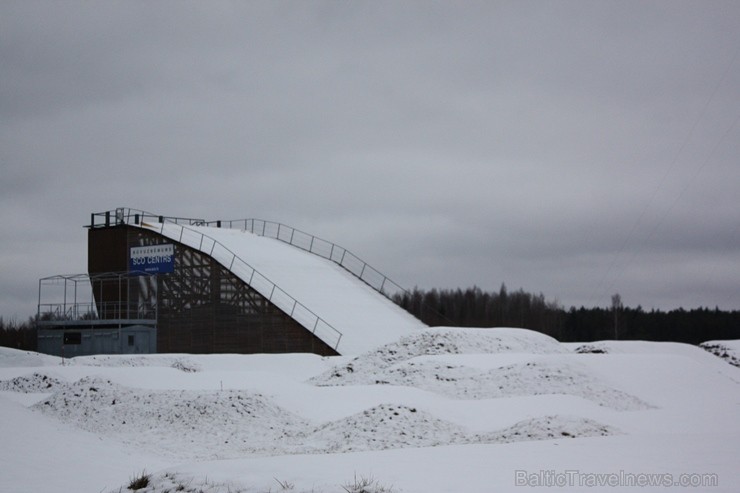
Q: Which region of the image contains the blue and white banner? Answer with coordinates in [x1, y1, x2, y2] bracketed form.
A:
[129, 244, 175, 274]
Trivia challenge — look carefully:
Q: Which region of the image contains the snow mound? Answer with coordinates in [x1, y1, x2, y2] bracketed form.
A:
[117, 413, 617, 492]
[700, 340, 740, 368]
[33, 378, 307, 459]
[329, 358, 650, 410]
[486, 415, 618, 443]
[310, 327, 565, 385]
[298, 405, 619, 454]
[574, 343, 609, 354]
[68, 354, 202, 372]
[310, 328, 649, 410]
[566, 340, 720, 360]
[33, 376, 620, 461]
[0, 347, 60, 367]
[0, 373, 65, 393]
[303, 403, 469, 453]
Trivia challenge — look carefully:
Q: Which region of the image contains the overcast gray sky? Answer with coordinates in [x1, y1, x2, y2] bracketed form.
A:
[2, 1, 740, 319]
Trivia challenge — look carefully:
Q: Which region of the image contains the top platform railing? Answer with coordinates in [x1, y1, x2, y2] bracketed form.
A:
[89, 208, 207, 229]
[89, 208, 409, 302]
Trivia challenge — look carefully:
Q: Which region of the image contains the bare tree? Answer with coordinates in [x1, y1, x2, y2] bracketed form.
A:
[611, 293, 622, 340]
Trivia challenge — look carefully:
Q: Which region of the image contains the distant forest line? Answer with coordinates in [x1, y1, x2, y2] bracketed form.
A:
[0, 316, 37, 351]
[394, 285, 739, 345]
[2, 284, 739, 351]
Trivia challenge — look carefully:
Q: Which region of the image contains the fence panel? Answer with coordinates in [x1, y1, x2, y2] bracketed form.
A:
[249, 271, 275, 299]
[309, 237, 333, 258]
[262, 222, 280, 238]
[291, 229, 313, 251]
[360, 265, 385, 292]
[339, 251, 365, 278]
[291, 303, 318, 330]
[314, 319, 341, 349]
[270, 287, 295, 314]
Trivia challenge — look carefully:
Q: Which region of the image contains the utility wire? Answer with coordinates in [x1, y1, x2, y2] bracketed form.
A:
[600, 110, 740, 307]
[588, 45, 740, 308]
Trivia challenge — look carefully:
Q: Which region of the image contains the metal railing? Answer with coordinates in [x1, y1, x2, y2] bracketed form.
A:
[205, 218, 408, 301]
[37, 301, 157, 325]
[88, 208, 206, 229]
[87, 207, 428, 348]
[89, 209, 409, 303]
[37, 271, 159, 326]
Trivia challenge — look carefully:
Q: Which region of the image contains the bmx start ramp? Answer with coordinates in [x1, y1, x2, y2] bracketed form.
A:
[137, 220, 425, 355]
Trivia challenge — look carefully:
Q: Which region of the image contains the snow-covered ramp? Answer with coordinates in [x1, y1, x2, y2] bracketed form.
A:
[138, 222, 425, 355]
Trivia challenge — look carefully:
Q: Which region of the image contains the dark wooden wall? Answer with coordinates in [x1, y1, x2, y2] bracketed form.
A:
[87, 225, 338, 356]
[88, 226, 130, 319]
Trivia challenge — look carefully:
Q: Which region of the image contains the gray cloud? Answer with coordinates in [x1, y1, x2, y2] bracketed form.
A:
[2, 1, 740, 318]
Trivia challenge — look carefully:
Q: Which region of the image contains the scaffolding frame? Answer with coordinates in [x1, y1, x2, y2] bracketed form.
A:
[37, 272, 157, 327]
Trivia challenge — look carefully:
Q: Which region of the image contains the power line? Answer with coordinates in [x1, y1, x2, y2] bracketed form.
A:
[589, 44, 740, 308]
[600, 111, 740, 307]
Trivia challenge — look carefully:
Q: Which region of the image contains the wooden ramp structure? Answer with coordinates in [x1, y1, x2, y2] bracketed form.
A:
[81, 208, 425, 355]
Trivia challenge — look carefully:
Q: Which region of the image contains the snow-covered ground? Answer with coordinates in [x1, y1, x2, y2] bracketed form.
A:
[1, 328, 739, 492]
[700, 340, 740, 368]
